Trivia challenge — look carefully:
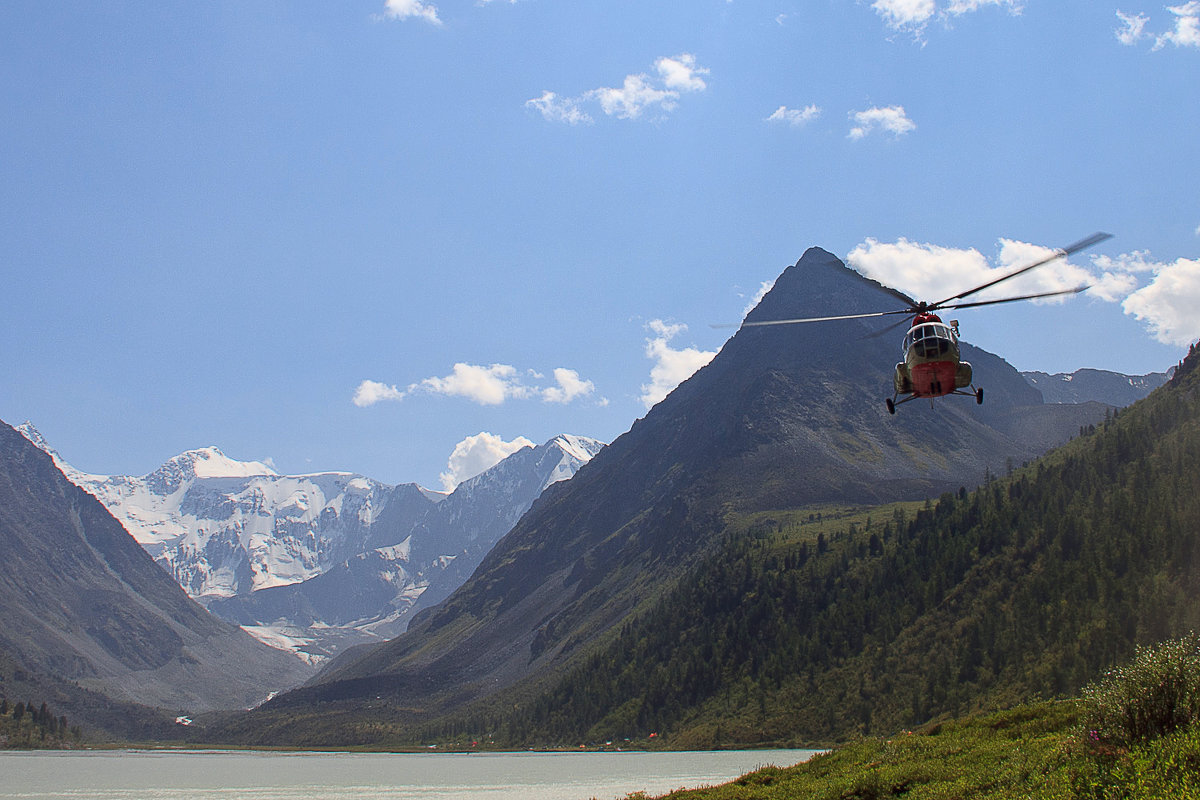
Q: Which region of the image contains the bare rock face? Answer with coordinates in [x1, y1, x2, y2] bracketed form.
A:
[0, 420, 313, 736]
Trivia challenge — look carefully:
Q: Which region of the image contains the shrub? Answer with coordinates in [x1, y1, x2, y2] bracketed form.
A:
[1081, 633, 1200, 747]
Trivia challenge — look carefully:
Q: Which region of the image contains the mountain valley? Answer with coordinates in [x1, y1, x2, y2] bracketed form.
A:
[202, 247, 1170, 748]
[4, 247, 1190, 750]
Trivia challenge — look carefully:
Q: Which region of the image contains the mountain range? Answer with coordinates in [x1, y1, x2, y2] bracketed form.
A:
[6, 245, 1185, 747]
[18, 424, 603, 663]
[1021, 367, 1171, 405]
[216, 247, 1125, 746]
[0, 420, 313, 739]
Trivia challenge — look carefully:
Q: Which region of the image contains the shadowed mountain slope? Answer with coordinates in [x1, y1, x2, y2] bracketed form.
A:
[508, 344, 1200, 747]
[0, 420, 313, 737]
[216, 248, 1110, 745]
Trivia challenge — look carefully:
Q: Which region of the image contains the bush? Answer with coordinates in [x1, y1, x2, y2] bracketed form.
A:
[1081, 633, 1200, 747]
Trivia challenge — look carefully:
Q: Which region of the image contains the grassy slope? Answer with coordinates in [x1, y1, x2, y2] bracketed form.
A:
[646, 700, 1200, 800]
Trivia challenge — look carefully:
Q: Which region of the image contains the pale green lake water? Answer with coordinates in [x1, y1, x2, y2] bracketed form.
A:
[0, 748, 819, 800]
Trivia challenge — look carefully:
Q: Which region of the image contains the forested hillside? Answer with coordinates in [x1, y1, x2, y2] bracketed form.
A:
[464, 344, 1200, 747]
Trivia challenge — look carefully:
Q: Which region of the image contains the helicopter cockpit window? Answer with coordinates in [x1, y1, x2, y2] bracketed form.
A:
[908, 323, 954, 358]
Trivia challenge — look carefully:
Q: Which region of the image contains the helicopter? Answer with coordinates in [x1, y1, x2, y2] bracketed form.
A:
[735, 232, 1112, 414]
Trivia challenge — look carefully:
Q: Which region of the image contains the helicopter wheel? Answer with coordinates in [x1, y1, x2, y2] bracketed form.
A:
[975, 387, 984, 405]
[886, 398, 896, 415]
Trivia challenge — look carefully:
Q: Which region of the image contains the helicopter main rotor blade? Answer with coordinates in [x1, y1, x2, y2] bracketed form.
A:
[930, 231, 1111, 309]
[936, 284, 1091, 312]
[861, 314, 915, 340]
[712, 307, 915, 329]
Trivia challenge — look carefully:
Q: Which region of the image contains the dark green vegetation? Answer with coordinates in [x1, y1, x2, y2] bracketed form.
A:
[650, 636, 1200, 800]
[492, 345, 1200, 747]
[0, 696, 81, 748]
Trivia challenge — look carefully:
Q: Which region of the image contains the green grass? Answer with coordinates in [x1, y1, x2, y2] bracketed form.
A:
[638, 699, 1200, 800]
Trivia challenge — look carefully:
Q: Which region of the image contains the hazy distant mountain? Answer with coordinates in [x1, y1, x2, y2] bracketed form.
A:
[232, 247, 1113, 746]
[0, 420, 312, 738]
[1022, 367, 1171, 406]
[19, 424, 603, 663]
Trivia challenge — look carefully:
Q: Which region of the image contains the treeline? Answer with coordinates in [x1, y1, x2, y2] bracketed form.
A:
[454, 348, 1200, 747]
[0, 697, 81, 748]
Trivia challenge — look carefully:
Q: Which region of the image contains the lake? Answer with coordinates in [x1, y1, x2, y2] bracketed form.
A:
[0, 748, 820, 800]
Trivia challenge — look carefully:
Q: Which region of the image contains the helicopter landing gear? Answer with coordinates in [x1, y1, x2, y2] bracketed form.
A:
[886, 398, 896, 415]
[975, 387, 984, 405]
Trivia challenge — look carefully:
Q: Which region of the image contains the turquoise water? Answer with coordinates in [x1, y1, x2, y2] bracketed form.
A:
[0, 748, 819, 799]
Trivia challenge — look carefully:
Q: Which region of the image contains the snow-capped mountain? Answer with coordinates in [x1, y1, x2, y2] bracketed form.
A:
[16, 423, 436, 603]
[18, 423, 603, 663]
[207, 434, 606, 662]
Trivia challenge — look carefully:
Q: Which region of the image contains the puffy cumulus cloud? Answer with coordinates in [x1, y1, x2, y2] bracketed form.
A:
[655, 54, 710, 92]
[418, 363, 530, 405]
[640, 320, 717, 410]
[590, 74, 678, 120]
[1121, 257, 1200, 346]
[439, 431, 534, 491]
[353, 380, 407, 407]
[1155, 1, 1200, 49]
[871, 0, 1023, 35]
[766, 104, 822, 127]
[847, 237, 1094, 306]
[872, 0, 937, 32]
[541, 368, 596, 404]
[381, 0, 441, 25]
[848, 105, 916, 139]
[1116, 10, 1151, 44]
[849, 237, 1200, 349]
[528, 54, 709, 124]
[1119, 3, 1200, 49]
[353, 362, 600, 407]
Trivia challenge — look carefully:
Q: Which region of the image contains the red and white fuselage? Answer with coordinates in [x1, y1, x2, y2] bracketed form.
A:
[893, 313, 973, 399]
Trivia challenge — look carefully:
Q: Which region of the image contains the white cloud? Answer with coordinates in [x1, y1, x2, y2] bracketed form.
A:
[743, 279, 776, 317]
[848, 105, 916, 139]
[418, 362, 531, 405]
[944, 0, 1023, 14]
[525, 91, 593, 125]
[353, 380, 407, 407]
[655, 54, 710, 92]
[848, 236, 1200, 348]
[439, 431, 534, 491]
[1155, 1, 1200, 49]
[589, 74, 678, 120]
[872, 0, 937, 32]
[354, 362, 599, 407]
[871, 0, 1022, 35]
[1116, 10, 1150, 44]
[381, 0, 441, 25]
[541, 367, 596, 404]
[1121, 257, 1200, 345]
[640, 320, 717, 409]
[766, 104, 822, 127]
[847, 237, 1094, 306]
[529, 54, 709, 124]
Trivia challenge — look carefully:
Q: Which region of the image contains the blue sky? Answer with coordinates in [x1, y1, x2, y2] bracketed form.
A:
[2, 0, 1198, 489]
